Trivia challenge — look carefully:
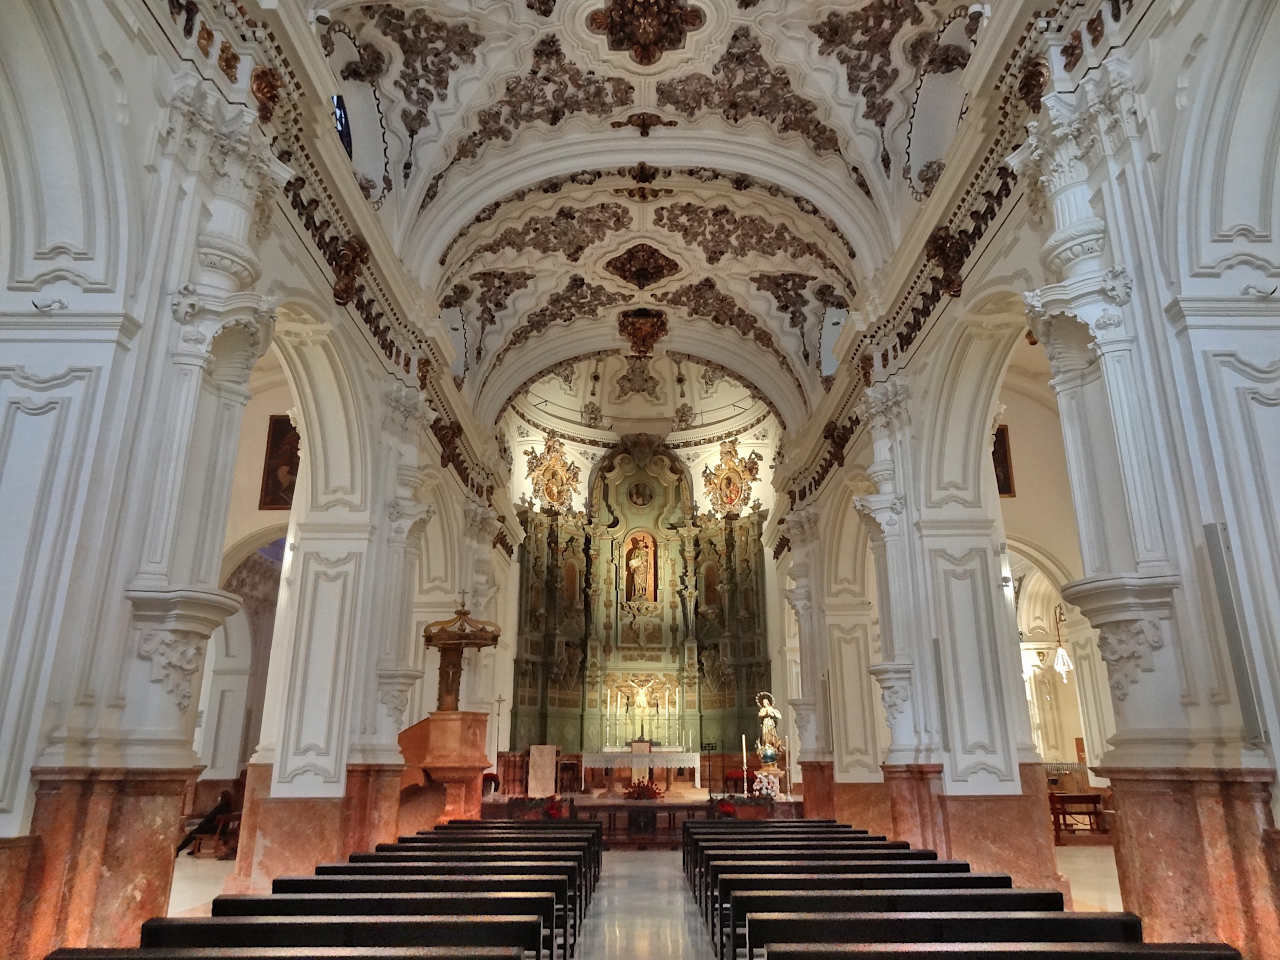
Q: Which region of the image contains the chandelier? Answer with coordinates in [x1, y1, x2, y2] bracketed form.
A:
[1052, 603, 1074, 684]
[422, 594, 501, 712]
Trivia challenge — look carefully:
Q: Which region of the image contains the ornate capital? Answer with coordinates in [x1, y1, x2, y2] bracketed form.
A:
[376, 667, 424, 727]
[1095, 618, 1164, 701]
[785, 507, 820, 545]
[783, 583, 812, 618]
[170, 284, 276, 383]
[384, 384, 436, 443]
[126, 586, 241, 714]
[862, 378, 910, 434]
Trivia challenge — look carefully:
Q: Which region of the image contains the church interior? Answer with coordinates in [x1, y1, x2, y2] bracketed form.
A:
[2, 0, 1279, 958]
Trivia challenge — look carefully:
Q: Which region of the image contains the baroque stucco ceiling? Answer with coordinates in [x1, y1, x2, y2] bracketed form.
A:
[315, 0, 988, 430]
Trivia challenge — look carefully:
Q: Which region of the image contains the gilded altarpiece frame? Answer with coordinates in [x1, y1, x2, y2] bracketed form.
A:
[509, 437, 770, 756]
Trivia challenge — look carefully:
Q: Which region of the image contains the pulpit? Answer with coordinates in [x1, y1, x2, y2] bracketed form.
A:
[404, 602, 501, 823]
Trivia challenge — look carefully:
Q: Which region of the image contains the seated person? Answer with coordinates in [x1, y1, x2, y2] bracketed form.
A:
[176, 790, 234, 857]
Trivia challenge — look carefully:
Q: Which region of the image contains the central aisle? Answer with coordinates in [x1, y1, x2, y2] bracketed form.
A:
[575, 850, 716, 960]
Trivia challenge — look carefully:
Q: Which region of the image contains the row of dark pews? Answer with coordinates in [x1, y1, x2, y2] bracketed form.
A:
[683, 818, 1242, 960]
[47, 819, 602, 960]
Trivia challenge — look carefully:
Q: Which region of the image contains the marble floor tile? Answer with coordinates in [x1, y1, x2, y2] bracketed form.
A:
[167, 854, 236, 917]
[576, 850, 716, 959]
[1055, 844, 1124, 912]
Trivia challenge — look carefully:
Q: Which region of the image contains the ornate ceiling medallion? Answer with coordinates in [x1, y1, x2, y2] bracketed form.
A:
[525, 437, 581, 512]
[587, 0, 707, 66]
[618, 308, 670, 355]
[703, 439, 762, 515]
[605, 242, 680, 289]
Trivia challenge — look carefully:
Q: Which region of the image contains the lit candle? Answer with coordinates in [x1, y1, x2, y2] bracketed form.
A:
[742, 733, 748, 772]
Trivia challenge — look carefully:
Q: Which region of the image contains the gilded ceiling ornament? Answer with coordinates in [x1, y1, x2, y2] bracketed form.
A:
[497, 275, 630, 361]
[605, 242, 680, 290]
[703, 439, 762, 515]
[615, 356, 661, 401]
[332, 236, 370, 306]
[196, 22, 214, 58]
[342, 7, 483, 138]
[250, 66, 283, 124]
[653, 202, 856, 293]
[656, 28, 842, 158]
[586, 0, 707, 66]
[218, 40, 240, 84]
[617, 308, 670, 355]
[525, 437, 582, 512]
[471, 203, 632, 263]
[610, 111, 679, 136]
[421, 36, 635, 208]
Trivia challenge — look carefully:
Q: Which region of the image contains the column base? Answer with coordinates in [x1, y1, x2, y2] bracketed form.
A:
[11, 766, 197, 959]
[227, 761, 404, 895]
[1097, 765, 1280, 957]
[798, 760, 834, 819]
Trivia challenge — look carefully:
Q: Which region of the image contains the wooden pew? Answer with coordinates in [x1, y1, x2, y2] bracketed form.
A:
[710, 872, 1013, 949]
[399, 831, 600, 882]
[744, 912, 1143, 960]
[48, 949, 526, 959]
[759, 944, 1242, 959]
[212, 892, 560, 960]
[699, 849, 942, 916]
[138, 915, 545, 959]
[272, 873, 573, 953]
[720, 889, 1065, 960]
[351, 848, 591, 912]
[316, 859, 584, 924]
[683, 827, 865, 881]
[691, 838, 905, 897]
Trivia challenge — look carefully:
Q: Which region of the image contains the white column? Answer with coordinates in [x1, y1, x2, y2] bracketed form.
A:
[782, 507, 832, 764]
[1017, 65, 1267, 771]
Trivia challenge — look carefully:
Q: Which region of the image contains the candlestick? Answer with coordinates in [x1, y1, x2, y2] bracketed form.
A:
[741, 733, 748, 795]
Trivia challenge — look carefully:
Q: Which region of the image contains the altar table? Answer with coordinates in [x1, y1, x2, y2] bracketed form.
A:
[578, 751, 702, 790]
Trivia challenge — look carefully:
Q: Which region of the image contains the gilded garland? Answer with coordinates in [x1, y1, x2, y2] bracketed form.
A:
[702, 438, 762, 514]
[525, 437, 582, 512]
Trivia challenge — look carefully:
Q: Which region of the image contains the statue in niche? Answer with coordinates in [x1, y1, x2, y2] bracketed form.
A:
[625, 533, 656, 602]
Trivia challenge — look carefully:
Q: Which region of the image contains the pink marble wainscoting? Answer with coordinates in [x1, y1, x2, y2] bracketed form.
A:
[942, 764, 1072, 902]
[0, 836, 39, 955]
[1099, 766, 1280, 960]
[832, 781, 894, 839]
[18, 767, 196, 960]
[798, 761, 835, 820]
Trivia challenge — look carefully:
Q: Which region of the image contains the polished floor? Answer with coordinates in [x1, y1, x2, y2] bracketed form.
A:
[576, 850, 716, 960]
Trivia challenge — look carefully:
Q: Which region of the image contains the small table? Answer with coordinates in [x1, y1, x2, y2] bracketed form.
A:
[1049, 792, 1107, 843]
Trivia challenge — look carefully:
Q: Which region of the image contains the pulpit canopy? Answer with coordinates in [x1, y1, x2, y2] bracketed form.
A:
[423, 601, 501, 711]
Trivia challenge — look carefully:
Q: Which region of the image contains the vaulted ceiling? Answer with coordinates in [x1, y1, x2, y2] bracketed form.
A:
[315, 0, 988, 428]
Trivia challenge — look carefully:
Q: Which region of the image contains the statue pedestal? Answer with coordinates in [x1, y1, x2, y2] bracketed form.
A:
[399, 712, 491, 824]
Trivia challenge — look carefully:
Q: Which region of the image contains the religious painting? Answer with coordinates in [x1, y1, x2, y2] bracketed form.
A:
[992, 423, 1016, 497]
[258, 414, 300, 510]
[628, 481, 654, 507]
[624, 531, 658, 602]
[703, 438, 762, 515]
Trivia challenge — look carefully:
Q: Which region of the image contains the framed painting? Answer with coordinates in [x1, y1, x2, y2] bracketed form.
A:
[992, 423, 1015, 498]
[258, 414, 300, 510]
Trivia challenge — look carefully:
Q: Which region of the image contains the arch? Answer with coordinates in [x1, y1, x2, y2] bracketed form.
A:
[269, 297, 375, 515]
[0, 1, 136, 294]
[1166, 7, 1280, 282]
[915, 293, 1025, 514]
[220, 523, 290, 585]
[401, 133, 895, 284]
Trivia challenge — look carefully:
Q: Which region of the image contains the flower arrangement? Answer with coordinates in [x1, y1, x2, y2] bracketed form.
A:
[623, 779, 664, 800]
[713, 797, 738, 819]
[752, 771, 782, 800]
[544, 798, 566, 819]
